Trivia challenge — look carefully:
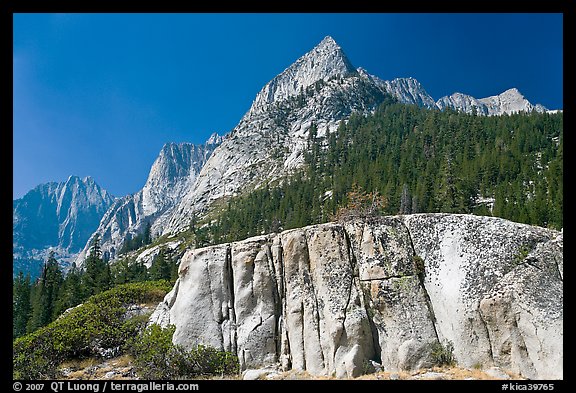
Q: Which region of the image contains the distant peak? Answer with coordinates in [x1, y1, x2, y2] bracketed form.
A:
[206, 132, 223, 146]
[501, 87, 522, 97]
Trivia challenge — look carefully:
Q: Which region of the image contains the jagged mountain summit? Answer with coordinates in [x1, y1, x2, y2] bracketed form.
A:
[75, 134, 223, 263]
[162, 36, 386, 234]
[78, 36, 556, 261]
[248, 36, 357, 113]
[13, 175, 114, 277]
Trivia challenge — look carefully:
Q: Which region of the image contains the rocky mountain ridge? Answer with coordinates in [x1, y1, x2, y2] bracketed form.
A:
[64, 35, 555, 265]
[150, 213, 563, 380]
[162, 37, 387, 235]
[436, 88, 549, 116]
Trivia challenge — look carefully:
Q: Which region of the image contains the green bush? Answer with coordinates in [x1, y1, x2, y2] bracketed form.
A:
[186, 345, 240, 376]
[13, 281, 172, 380]
[514, 244, 531, 265]
[129, 324, 239, 379]
[429, 340, 456, 367]
[128, 324, 182, 379]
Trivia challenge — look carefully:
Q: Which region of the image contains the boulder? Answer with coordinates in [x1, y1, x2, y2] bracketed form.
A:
[403, 214, 557, 371]
[479, 235, 563, 379]
[149, 214, 562, 379]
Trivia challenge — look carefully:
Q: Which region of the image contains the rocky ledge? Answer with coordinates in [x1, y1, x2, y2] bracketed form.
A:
[149, 213, 563, 379]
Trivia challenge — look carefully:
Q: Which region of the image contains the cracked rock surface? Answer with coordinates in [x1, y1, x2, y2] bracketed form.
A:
[150, 213, 562, 379]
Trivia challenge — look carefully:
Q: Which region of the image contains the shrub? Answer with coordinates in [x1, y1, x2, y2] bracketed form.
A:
[13, 281, 172, 380]
[129, 324, 239, 379]
[128, 324, 183, 379]
[513, 244, 531, 265]
[185, 345, 240, 376]
[429, 340, 456, 367]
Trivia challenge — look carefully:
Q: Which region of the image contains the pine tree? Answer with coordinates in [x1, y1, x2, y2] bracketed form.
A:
[82, 234, 107, 298]
[27, 251, 63, 331]
[143, 221, 152, 246]
[54, 262, 83, 317]
[112, 257, 131, 285]
[128, 260, 149, 282]
[150, 247, 171, 281]
[13, 271, 31, 338]
[98, 260, 112, 292]
[436, 153, 457, 212]
[27, 281, 43, 333]
[399, 183, 412, 214]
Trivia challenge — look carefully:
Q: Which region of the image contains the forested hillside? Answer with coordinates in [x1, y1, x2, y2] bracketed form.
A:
[13, 235, 179, 340]
[194, 99, 562, 246]
[14, 98, 563, 346]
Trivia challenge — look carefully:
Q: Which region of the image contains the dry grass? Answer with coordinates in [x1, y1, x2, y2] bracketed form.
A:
[107, 354, 134, 368]
[265, 366, 525, 381]
[57, 355, 136, 380]
[57, 356, 524, 381]
[58, 357, 99, 371]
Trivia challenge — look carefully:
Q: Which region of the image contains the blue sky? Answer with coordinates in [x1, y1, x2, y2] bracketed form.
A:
[13, 13, 563, 199]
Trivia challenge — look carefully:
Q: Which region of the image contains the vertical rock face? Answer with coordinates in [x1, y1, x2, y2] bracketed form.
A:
[402, 214, 560, 376]
[169, 245, 234, 351]
[150, 213, 562, 379]
[76, 135, 222, 264]
[344, 218, 439, 371]
[478, 235, 563, 380]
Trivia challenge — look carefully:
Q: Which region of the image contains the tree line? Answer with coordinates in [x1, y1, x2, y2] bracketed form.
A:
[194, 100, 562, 245]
